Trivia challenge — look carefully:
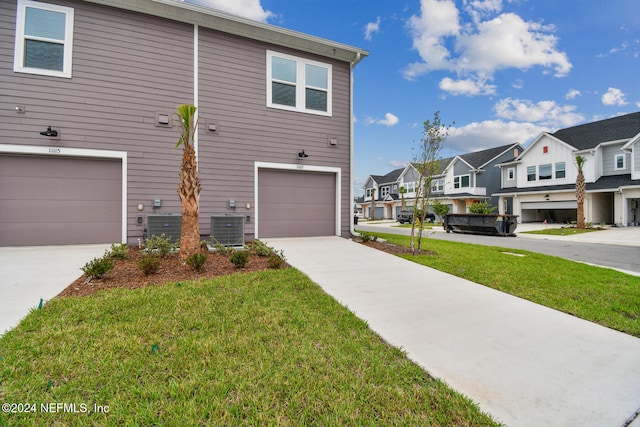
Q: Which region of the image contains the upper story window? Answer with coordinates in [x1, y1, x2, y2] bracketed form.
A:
[555, 162, 566, 179]
[405, 182, 415, 193]
[14, 0, 74, 78]
[454, 175, 470, 189]
[539, 164, 552, 180]
[507, 168, 515, 180]
[431, 179, 444, 192]
[380, 186, 390, 197]
[615, 154, 625, 170]
[365, 188, 373, 198]
[267, 51, 332, 116]
[527, 166, 536, 182]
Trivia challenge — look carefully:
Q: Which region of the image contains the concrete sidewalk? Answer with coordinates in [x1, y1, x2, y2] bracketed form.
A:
[267, 236, 640, 427]
[0, 244, 110, 336]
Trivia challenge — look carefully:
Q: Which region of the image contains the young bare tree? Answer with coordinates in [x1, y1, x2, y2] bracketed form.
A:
[575, 155, 586, 229]
[410, 111, 452, 252]
[175, 104, 201, 260]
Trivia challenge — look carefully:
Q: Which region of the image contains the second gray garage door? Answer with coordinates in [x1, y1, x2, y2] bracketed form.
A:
[258, 169, 336, 238]
[0, 154, 122, 246]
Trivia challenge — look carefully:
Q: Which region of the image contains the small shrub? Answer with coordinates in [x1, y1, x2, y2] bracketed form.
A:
[268, 249, 287, 269]
[109, 243, 128, 260]
[247, 239, 272, 257]
[186, 253, 207, 271]
[230, 250, 250, 268]
[138, 254, 161, 275]
[144, 234, 176, 256]
[209, 237, 235, 256]
[359, 232, 377, 243]
[81, 255, 114, 279]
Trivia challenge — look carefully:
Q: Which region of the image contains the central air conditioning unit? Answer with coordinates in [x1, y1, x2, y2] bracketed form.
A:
[210, 215, 244, 246]
[146, 214, 182, 244]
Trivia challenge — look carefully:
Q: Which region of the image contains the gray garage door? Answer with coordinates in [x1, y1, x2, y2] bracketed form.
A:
[0, 155, 122, 246]
[258, 169, 336, 238]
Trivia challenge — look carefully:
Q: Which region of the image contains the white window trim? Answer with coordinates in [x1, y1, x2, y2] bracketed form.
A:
[14, 0, 74, 78]
[507, 167, 515, 180]
[380, 186, 390, 197]
[615, 154, 625, 170]
[266, 50, 332, 117]
[454, 174, 470, 189]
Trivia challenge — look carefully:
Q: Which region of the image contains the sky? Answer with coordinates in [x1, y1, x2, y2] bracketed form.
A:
[187, 0, 640, 194]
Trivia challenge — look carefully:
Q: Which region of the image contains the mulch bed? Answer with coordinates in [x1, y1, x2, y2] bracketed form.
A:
[58, 247, 277, 298]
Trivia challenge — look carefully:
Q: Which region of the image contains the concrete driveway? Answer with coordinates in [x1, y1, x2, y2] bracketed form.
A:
[0, 244, 110, 336]
[267, 236, 640, 427]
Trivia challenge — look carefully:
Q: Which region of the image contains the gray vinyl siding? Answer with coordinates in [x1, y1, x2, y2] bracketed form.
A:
[1, 0, 194, 243]
[453, 160, 470, 176]
[602, 143, 629, 176]
[635, 141, 640, 173]
[2, 0, 355, 242]
[477, 150, 518, 206]
[197, 28, 352, 238]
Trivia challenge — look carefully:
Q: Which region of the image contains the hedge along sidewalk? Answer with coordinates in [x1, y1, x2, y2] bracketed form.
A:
[365, 231, 640, 338]
[0, 269, 499, 427]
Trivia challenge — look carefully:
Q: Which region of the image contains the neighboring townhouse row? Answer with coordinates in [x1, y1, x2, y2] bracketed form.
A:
[357, 143, 523, 220]
[495, 112, 640, 226]
[0, 0, 368, 246]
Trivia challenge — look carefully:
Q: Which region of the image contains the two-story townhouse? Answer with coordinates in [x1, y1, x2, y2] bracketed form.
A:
[357, 143, 522, 220]
[0, 0, 368, 246]
[495, 112, 640, 225]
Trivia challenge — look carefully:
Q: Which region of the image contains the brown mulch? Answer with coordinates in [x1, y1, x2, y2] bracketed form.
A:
[59, 239, 429, 298]
[59, 247, 278, 298]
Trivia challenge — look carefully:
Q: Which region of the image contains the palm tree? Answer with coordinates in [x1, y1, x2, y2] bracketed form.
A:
[575, 155, 586, 229]
[175, 104, 201, 260]
[370, 188, 376, 221]
[399, 186, 407, 210]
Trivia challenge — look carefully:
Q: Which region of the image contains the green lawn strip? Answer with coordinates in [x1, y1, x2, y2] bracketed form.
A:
[521, 228, 602, 236]
[0, 269, 499, 426]
[361, 231, 640, 338]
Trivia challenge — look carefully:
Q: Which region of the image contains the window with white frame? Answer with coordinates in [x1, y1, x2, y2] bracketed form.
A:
[431, 178, 444, 192]
[453, 175, 470, 189]
[405, 182, 415, 193]
[507, 168, 515, 180]
[555, 162, 566, 179]
[380, 186, 390, 197]
[527, 166, 536, 181]
[14, 0, 74, 78]
[366, 188, 373, 198]
[615, 154, 625, 170]
[267, 51, 332, 116]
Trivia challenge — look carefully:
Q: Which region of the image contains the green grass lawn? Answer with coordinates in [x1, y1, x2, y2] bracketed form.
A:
[521, 227, 601, 236]
[0, 269, 499, 426]
[359, 231, 640, 338]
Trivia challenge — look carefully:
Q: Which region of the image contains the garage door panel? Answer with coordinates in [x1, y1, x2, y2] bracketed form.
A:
[0, 155, 122, 246]
[258, 169, 336, 238]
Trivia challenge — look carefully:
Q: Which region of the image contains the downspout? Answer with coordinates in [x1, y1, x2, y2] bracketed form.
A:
[349, 53, 361, 236]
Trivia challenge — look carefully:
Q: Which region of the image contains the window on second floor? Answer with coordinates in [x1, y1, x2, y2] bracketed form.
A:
[366, 188, 373, 198]
[507, 168, 515, 180]
[405, 182, 415, 193]
[431, 179, 444, 192]
[615, 154, 625, 170]
[267, 51, 332, 116]
[14, 0, 74, 78]
[453, 175, 470, 189]
[380, 186, 390, 197]
[527, 166, 536, 181]
[555, 162, 566, 179]
[539, 164, 552, 180]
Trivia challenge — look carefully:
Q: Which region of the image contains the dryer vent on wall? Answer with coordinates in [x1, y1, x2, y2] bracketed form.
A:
[211, 215, 244, 246]
[147, 214, 182, 244]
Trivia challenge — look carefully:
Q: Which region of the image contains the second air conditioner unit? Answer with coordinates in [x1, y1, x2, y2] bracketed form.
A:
[210, 215, 244, 247]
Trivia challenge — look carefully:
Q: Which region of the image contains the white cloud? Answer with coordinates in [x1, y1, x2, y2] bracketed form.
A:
[439, 77, 496, 96]
[565, 89, 581, 100]
[388, 160, 408, 168]
[494, 98, 584, 128]
[446, 120, 545, 152]
[601, 87, 627, 106]
[366, 113, 399, 127]
[187, 0, 273, 22]
[404, 1, 571, 92]
[364, 17, 381, 41]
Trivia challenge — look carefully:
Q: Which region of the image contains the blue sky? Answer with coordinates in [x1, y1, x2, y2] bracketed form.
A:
[189, 0, 640, 194]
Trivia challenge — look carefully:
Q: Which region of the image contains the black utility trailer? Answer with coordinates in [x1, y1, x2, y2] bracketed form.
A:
[444, 214, 518, 236]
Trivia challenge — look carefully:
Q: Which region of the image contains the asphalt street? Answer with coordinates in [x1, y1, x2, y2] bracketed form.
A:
[356, 223, 640, 276]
